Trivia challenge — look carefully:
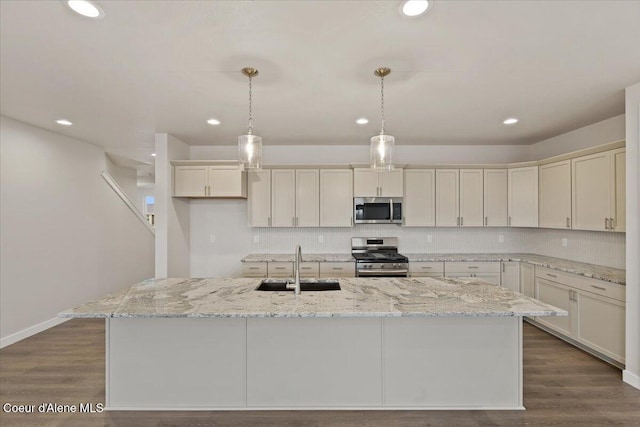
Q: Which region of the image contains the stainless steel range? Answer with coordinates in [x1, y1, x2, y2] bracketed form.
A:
[351, 237, 409, 277]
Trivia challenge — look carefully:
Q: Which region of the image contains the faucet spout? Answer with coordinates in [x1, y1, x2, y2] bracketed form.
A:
[287, 245, 302, 294]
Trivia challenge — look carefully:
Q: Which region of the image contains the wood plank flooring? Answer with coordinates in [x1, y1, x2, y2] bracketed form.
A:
[1, 319, 639, 426]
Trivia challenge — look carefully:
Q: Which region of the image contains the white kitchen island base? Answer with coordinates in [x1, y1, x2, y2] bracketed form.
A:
[106, 316, 523, 410]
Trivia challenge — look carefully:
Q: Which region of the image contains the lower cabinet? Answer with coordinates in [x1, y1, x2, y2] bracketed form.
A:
[444, 262, 501, 285]
[520, 263, 535, 298]
[500, 261, 520, 292]
[242, 261, 355, 278]
[319, 262, 355, 278]
[408, 262, 444, 277]
[533, 267, 625, 365]
[241, 262, 268, 278]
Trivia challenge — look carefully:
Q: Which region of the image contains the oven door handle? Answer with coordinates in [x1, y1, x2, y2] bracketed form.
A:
[389, 198, 394, 223]
[357, 269, 409, 276]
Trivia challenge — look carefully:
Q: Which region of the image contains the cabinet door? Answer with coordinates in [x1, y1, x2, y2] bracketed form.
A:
[248, 170, 271, 227]
[435, 169, 460, 227]
[501, 262, 520, 292]
[459, 169, 483, 227]
[379, 170, 404, 197]
[474, 273, 501, 286]
[320, 169, 353, 227]
[242, 262, 268, 278]
[403, 170, 435, 226]
[508, 166, 538, 227]
[207, 167, 246, 198]
[319, 262, 355, 278]
[295, 169, 320, 227]
[353, 169, 379, 197]
[173, 166, 207, 197]
[572, 152, 611, 231]
[268, 262, 293, 278]
[612, 148, 625, 232]
[520, 263, 535, 298]
[575, 291, 625, 363]
[299, 262, 320, 278]
[539, 161, 571, 229]
[271, 170, 296, 227]
[535, 278, 573, 337]
[483, 169, 508, 227]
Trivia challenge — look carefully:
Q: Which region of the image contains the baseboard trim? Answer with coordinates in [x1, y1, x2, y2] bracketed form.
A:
[0, 317, 69, 349]
[623, 370, 640, 390]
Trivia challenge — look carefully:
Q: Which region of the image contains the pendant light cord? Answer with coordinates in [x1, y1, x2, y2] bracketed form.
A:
[380, 75, 385, 135]
[248, 75, 254, 135]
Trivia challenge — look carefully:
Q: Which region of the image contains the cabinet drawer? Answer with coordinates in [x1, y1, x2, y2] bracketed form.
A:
[536, 267, 625, 302]
[445, 262, 500, 274]
[299, 262, 320, 278]
[268, 262, 294, 277]
[241, 262, 267, 278]
[409, 262, 444, 277]
[319, 262, 355, 277]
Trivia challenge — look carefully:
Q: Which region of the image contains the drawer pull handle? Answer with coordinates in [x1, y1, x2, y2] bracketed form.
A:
[332, 267, 343, 270]
[275, 267, 285, 270]
[421, 266, 433, 269]
[467, 266, 479, 269]
[249, 267, 260, 270]
[591, 285, 606, 291]
[546, 273, 557, 278]
[301, 267, 312, 270]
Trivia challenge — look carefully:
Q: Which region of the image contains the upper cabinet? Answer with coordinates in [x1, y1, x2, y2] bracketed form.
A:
[271, 169, 320, 227]
[508, 166, 538, 227]
[483, 169, 508, 227]
[353, 169, 403, 197]
[572, 148, 625, 232]
[247, 170, 271, 227]
[459, 169, 484, 227]
[173, 162, 247, 198]
[403, 169, 435, 227]
[539, 160, 571, 229]
[320, 169, 353, 227]
[435, 169, 459, 227]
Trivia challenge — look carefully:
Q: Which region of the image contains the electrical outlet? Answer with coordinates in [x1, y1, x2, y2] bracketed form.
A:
[427, 235, 433, 243]
[253, 235, 259, 244]
[498, 234, 504, 243]
[562, 238, 568, 247]
[318, 235, 324, 243]
[209, 235, 216, 243]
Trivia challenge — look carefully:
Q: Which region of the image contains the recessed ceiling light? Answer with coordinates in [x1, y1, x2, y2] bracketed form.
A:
[151, 153, 156, 157]
[400, 0, 432, 17]
[503, 118, 519, 125]
[56, 119, 73, 126]
[66, 1, 105, 19]
[356, 118, 369, 125]
[207, 118, 221, 125]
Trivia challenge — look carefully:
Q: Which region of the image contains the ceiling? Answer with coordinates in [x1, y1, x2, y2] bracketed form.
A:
[2, 0, 640, 167]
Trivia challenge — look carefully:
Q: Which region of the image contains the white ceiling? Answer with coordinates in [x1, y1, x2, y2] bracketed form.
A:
[2, 0, 640, 166]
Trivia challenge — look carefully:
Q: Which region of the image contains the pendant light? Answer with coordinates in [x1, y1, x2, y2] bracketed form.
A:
[370, 67, 395, 171]
[238, 67, 262, 170]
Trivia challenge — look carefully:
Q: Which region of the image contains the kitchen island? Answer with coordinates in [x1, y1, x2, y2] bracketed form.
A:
[61, 277, 565, 411]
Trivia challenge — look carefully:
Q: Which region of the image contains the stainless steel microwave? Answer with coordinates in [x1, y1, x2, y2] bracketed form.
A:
[354, 197, 403, 224]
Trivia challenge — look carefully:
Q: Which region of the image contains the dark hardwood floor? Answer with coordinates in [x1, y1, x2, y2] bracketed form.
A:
[1, 319, 639, 426]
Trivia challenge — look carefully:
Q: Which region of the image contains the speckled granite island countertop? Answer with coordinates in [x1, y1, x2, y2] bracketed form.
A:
[241, 253, 625, 285]
[60, 276, 565, 319]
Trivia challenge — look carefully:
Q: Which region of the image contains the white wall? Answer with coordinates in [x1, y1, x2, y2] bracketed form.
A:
[0, 116, 154, 344]
[155, 134, 190, 278]
[527, 114, 625, 160]
[105, 156, 138, 201]
[624, 82, 640, 389]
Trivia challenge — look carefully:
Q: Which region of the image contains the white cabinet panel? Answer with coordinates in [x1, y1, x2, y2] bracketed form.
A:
[268, 262, 293, 278]
[295, 169, 319, 227]
[501, 261, 520, 292]
[403, 169, 435, 227]
[299, 262, 320, 278]
[320, 169, 353, 227]
[435, 169, 459, 227]
[612, 148, 625, 232]
[242, 262, 267, 278]
[539, 160, 571, 229]
[408, 261, 444, 277]
[572, 152, 611, 231]
[319, 262, 355, 278]
[520, 263, 535, 298]
[173, 166, 208, 197]
[379, 169, 404, 197]
[576, 292, 625, 363]
[353, 169, 379, 197]
[459, 169, 483, 227]
[271, 170, 296, 227]
[483, 169, 508, 227]
[174, 165, 246, 198]
[535, 277, 574, 337]
[247, 170, 271, 227]
[508, 166, 538, 227]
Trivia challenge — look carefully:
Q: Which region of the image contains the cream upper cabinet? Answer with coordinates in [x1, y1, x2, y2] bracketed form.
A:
[173, 164, 247, 198]
[295, 169, 320, 227]
[508, 166, 538, 227]
[483, 169, 508, 227]
[403, 169, 435, 227]
[571, 149, 624, 232]
[539, 160, 571, 229]
[247, 170, 271, 227]
[459, 169, 484, 227]
[435, 169, 459, 227]
[319, 169, 353, 227]
[271, 169, 296, 227]
[353, 169, 403, 197]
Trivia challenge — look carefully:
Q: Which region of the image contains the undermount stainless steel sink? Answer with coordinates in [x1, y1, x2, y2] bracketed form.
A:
[256, 279, 341, 292]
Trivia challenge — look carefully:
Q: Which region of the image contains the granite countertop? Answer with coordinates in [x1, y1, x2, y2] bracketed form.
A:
[241, 253, 625, 285]
[60, 277, 566, 319]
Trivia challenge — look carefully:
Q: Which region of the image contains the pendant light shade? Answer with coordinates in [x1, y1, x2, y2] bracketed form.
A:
[370, 67, 395, 171]
[238, 67, 262, 170]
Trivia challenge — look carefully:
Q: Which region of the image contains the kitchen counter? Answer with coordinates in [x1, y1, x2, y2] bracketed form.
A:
[60, 276, 564, 319]
[241, 252, 625, 285]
